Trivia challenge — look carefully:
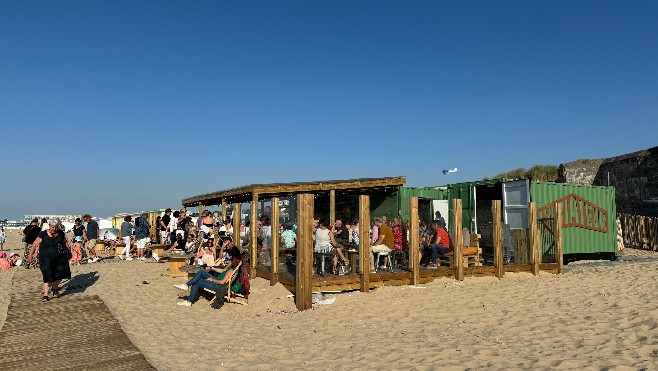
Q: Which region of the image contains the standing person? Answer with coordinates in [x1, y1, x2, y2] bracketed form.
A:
[176, 207, 189, 239]
[134, 213, 150, 260]
[22, 218, 41, 269]
[120, 216, 133, 260]
[70, 218, 85, 265]
[82, 214, 100, 263]
[434, 211, 447, 230]
[0, 226, 6, 251]
[160, 208, 172, 245]
[27, 220, 72, 302]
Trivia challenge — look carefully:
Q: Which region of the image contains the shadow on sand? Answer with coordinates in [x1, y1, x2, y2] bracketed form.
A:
[63, 271, 100, 295]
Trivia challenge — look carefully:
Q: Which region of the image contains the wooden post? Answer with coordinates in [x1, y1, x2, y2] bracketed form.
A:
[409, 197, 420, 285]
[270, 197, 280, 285]
[492, 200, 504, 279]
[232, 203, 241, 247]
[295, 193, 314, 311]
[250, 194, 258, 277]
[221, 199, 227, 222]
[198, 204, 204, 218]
[554, 202, 563, 274]
[359, 195, 371, 292]
[329, 189, 336, 227]
[529, 202, 540, 275]
[453, 199, 464, 281]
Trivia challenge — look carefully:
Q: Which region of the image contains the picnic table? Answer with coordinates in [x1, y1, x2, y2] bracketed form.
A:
[162, 252, 194, 276]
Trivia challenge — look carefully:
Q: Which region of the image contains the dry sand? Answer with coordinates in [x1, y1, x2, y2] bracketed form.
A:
[1, 229, 657, 370]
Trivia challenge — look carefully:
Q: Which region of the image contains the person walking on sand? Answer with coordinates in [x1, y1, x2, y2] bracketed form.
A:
[82, 214, 100, 263]
[22, 218, 41, 269]
[27, 220, 72, 302]
[120, 216, 133, 260]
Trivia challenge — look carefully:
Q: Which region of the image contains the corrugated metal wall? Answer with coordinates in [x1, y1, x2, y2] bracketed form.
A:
[531, 182, 617, 255]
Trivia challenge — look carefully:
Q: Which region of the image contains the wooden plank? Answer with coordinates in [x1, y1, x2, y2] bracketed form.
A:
[232, 203, 241, 247]
[221, 199, 227, 222]
[359, 195, 371, 292]
[419, 269, 454, 279]
[250, 193, 258, 277]
[505, 265, 532, 273]
[492, 200, 504, 279]
[312, 275, 361, 286]
[409, 197, 420, 285]
[270, 197, 280, 285]
[453, 199, 464, 281]
[295, 193, 314, 311]
[0, 270, 155, 370]
[554, 202, 563, 274]
[329, 189, 336, 227]
[529, 202, 540, 275]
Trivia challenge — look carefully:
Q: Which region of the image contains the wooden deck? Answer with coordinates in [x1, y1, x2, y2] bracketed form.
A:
[0, 270, 155, 370]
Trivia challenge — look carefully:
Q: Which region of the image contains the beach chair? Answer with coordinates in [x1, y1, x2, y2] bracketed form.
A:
[204, 261, 242, 307]
[226, 263, 250, 306]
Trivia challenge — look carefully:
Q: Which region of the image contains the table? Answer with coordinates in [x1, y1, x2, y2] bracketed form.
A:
[95, 241, 106, 257]
[150, 244, 166, 257]
[115, 244, 126, 256]
[180, 265, 202, 279]
[163, 253, 193, 276]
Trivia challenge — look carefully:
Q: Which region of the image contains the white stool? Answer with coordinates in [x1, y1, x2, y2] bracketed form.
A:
[373, 251, 392, 272]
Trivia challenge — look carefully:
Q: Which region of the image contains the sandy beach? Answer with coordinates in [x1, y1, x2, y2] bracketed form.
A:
[1, 229, 657, 370]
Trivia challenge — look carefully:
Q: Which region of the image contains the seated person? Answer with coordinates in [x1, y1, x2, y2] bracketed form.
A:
[165, 234, 187, 253]
[370, 216, 394, 272]
[281, 223, 296, 249]
[314, 218, 349, 274]
[0, 253, 10, 270]
[174, 251, 243, 307]
[332, 219, 349, 247]
[428, 222, 452, 268]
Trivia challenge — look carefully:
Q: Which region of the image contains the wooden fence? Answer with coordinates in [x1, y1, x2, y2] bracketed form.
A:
[618, 213, 658, 251]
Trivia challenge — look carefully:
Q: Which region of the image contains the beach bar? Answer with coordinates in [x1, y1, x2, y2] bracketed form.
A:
[183, 177, 564, 310]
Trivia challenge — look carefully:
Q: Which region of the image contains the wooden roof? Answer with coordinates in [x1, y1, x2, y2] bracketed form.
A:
[182, 176, 406, 206]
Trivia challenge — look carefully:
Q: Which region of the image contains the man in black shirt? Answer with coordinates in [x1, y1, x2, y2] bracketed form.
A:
[22, 218, 41, 268]
[160, 208, 172, 244]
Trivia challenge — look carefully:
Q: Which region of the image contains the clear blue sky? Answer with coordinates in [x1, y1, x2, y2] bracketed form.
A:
[1, 1, 657, 220]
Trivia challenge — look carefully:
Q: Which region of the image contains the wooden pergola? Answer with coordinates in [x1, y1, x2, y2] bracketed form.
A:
[182, 176, 564, 311]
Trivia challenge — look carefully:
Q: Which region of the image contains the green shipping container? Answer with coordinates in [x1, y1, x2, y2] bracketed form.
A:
[530, 182, 617, 256]
[369, 187, 449, 222]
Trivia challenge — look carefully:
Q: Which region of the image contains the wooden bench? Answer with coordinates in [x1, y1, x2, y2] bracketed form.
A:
[438, 234, 482, 267]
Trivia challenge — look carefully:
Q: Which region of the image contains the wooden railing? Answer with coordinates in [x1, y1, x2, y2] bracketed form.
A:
[618, 213, 658, 251]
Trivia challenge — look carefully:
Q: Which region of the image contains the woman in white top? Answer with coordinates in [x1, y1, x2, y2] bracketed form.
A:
[314, 219, 349, 274]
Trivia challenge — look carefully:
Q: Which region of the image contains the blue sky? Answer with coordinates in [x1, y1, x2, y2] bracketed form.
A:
[1, 1, 657, 220]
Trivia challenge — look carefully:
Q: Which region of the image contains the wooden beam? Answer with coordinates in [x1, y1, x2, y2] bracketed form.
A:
[270, 197, 280, 285]
[359, 195, 371, 293]
[492, 200, 504, 279]
[554, 202, 563, 274]
[232, 203, 241, 248]
[198, 204, 204, 217]
[453, 199, 464, 281]
[529, 202, 540, 276]
[409, 197, 420, 285]
[250, 194, 258, 277]
[295, 193, 314, 311]
[329, 189, 336, 227]
[221, 199, 227, 222]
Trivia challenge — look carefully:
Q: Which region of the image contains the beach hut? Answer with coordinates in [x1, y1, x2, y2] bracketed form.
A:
[183, 177, 565, 310]
[443, 179, 617, 262]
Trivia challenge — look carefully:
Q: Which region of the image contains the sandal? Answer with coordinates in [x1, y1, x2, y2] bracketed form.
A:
[41, 296, 49, 303]
[52, 288, 60, 298]
[342, 259, 350, 266]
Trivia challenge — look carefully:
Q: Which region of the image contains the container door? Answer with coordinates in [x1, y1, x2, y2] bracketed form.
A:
[432, 200, 449, 229]
[502, 180, 530, 229]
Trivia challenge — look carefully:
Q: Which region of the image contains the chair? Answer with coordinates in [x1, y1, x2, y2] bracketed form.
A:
[314, 253, 334, 276]
[204, 261, 242, 307]
[373, 251, 392, 272]
[389, 250, 408, 270]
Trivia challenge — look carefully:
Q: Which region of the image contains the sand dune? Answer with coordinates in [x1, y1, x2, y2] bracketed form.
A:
[1, 229, 657, 370]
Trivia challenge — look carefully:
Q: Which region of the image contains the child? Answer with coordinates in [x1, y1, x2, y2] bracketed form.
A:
[70, 236, 83, 265]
